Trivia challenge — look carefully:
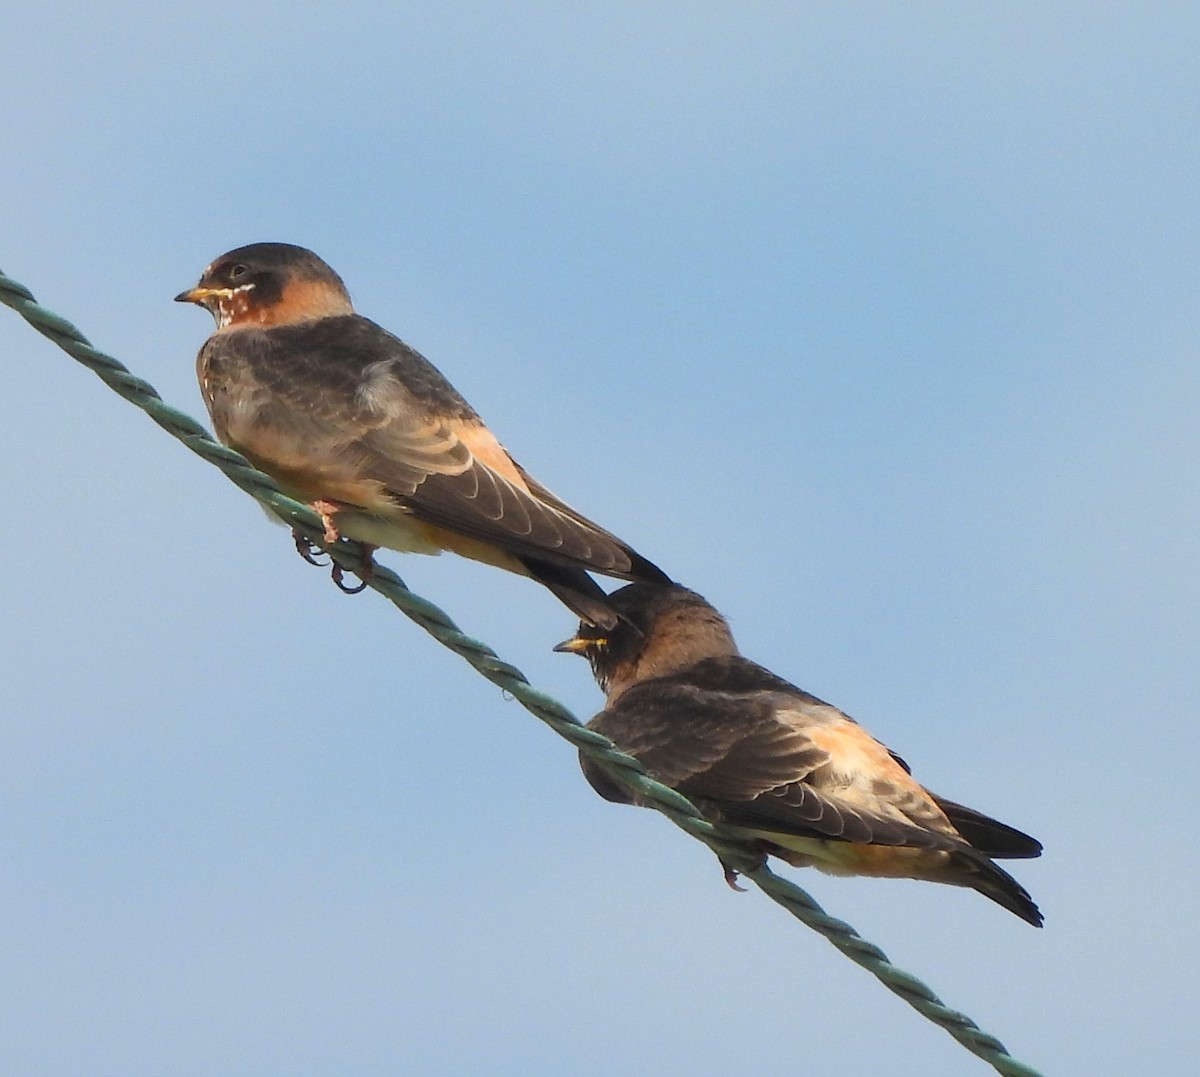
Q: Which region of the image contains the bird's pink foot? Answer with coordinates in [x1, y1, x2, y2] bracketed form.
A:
[310, 500, 344, 545]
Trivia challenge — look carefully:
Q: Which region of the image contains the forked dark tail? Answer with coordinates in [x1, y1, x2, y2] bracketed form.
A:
[956, 850, 1043, 927]
[519, 555, 672, 628]
[519, 557, 624, 627]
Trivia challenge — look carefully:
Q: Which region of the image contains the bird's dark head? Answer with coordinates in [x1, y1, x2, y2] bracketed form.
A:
[175, 242, 354, 330]
[554, 583, 737, 698]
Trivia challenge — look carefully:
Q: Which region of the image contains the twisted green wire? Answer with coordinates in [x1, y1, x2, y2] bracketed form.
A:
[0, 268, 1044, 1077]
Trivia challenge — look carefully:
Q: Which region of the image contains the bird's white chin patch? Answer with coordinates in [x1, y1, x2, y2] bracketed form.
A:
[214, 283, 258, 329]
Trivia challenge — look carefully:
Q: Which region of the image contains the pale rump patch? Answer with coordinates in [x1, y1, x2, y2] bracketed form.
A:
[804, 721, 910, 781]
[773, 713, 959, 838]
[802, 721, 946, 817]
[454, 420, 529, 488]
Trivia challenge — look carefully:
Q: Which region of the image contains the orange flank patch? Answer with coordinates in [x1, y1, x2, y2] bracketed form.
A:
[409, 518, 531, 574]
[761, 832, 957, 881]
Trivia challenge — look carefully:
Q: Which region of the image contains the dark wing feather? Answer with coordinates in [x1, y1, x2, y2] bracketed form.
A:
[199, 316, 665, 579]
[585, 665, 960, 851]
[514, 467, 670, 584]
[391, 463, 649, 575]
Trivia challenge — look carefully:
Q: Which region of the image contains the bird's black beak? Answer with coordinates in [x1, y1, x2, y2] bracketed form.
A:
[553, 635, 588, 655]
[554, 628, 604, 652]
[174, 285, 223, 304]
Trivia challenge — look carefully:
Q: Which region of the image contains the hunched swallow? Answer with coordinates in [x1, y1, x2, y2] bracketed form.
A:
[175, 242, 669, 624]
[556, 584, 1043, 925]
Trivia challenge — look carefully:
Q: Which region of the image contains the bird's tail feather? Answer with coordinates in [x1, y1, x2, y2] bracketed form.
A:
[955, 851, 1043, 927]
[519, 557, 621, 628]
[935, 797, 1043, 859]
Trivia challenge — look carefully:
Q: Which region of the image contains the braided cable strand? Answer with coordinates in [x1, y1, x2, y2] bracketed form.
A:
[0, 269, 1043, 1077]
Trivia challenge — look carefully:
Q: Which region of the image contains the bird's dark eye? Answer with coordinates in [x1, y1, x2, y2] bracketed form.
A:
[228, 264, 248, 280]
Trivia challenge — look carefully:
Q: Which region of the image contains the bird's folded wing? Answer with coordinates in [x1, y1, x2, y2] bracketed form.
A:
[360, 415, 644, 573]
[591, 681, 961, 850]
[212, 326, 650, 574]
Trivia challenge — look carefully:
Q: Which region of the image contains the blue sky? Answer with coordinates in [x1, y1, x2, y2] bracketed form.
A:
[2, 5, 1197, 1074]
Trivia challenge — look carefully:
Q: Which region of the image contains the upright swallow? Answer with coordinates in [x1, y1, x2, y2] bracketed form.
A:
[556, 584, 1043, 925]
[176, 242, 669, 624]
